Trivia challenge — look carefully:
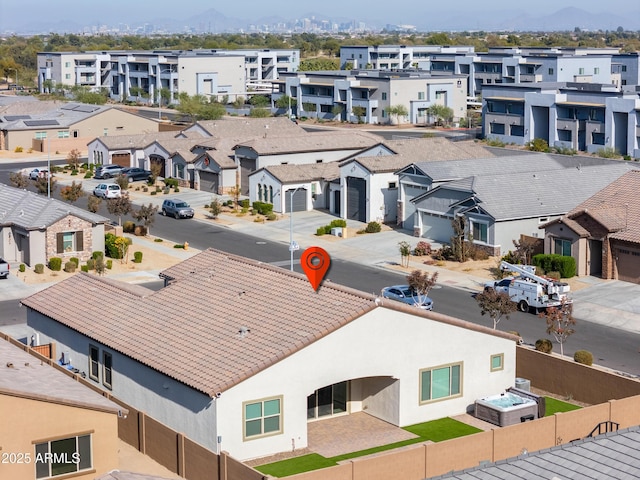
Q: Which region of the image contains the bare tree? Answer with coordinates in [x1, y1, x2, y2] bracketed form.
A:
[9, 172, 29, 189]
[32, 176, 57, 196]
[149, 162, 163, 186]
[209, 198, 222, 219]
[106, 196, 132, 226]
[60, 181, 85, 204]
[131, 203, 159, 235]
[398, 241, 411, 268]
[512, 236, 539, 264]
[407, 270, 439, 306]
[450, 215, 472, 262]
[475, 289, 517, 329]
[66, 148, 82, 170]
[539, 298, 576, 357]
[87, 195, 102, 213]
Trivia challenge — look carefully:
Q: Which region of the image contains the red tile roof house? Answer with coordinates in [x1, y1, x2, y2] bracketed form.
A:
[542, 170, 640, 283]
[21, 249, 519, 462]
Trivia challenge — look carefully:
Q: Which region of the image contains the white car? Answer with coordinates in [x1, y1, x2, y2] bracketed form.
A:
[93, 183, 122, 199]
[29, 168, 50, 180]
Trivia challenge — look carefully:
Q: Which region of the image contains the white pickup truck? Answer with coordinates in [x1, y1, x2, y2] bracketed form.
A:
[0, 258, 9, 279]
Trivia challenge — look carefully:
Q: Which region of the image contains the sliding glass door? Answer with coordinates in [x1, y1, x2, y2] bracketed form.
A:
[307, 381, 348, 420]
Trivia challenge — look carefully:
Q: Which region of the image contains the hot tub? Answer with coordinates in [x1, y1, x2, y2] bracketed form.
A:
[474, 392, 538, 427]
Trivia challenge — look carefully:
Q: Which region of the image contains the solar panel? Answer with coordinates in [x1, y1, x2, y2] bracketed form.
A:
[73, 105, 100, 113]
[60, 104, 77, 110]
[23, 120, 60, 127]
[4, 115, 31, 121]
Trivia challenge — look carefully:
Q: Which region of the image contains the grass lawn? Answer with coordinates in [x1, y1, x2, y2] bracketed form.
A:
[255, 417, 482, 478]
[544, 397, 582, 416]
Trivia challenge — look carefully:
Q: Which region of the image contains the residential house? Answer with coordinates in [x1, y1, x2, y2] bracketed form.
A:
[482, 82, 640, 157]
[0, 335, 125, 480]
[0, 184, 109, 266]
[0, 101, 158, 154]
[543, 170, 640, 283]
[233, 130, 379, 194]
[410, 163, 637, 256]
[22, 249, 518, 462]
[273, 70, 468, 125]
[249, 162, 340, 213]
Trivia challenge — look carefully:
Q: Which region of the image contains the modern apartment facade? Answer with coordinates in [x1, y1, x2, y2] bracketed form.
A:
[482, 82, 640, 158]
[273, 69, 467, 125]
[37, 48, 299, 103]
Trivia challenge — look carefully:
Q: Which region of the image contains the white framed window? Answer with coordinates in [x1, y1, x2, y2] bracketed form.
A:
[472, 222, 488, 243]
[548, 68, 554, 75]
[103, 351, 112, 389]
[35, 131, 47, 140]
[65, 74, 71, 80]
[57, 130, 70, 139]
[35, 434, 92, 478]
[490, 353, 504, 372]
[89, 345, 99, 382]
[418, 92, 425, 100]
[243, 396, 282, 440]
[420, 363, 462, 403]
[578, 67, 585, 75]
[594, 67, 599, 74]
[381, 92, 387, 100]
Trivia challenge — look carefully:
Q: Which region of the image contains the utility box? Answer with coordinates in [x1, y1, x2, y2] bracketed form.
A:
[515, 377, 531, 392]
[330, 227, 342, 237]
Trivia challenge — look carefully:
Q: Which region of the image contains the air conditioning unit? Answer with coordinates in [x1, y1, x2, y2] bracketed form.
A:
[515, 377, 531, 392]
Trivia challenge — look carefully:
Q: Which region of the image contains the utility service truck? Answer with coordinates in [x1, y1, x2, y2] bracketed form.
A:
[484, 261, 572, 313]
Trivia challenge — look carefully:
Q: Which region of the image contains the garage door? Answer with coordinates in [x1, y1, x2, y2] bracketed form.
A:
[111, 153, 130, 167]
[240, 158, 256, 195]
[420, 212, 453, 243]
[346, 177, 366, 222]
[199, 171, 219, 194]
[284, 188, 307, 213]
[616, 246, 640, 283]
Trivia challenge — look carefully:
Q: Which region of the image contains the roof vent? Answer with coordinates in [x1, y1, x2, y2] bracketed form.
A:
[238, 326, 250, 337]
[6, 362, 14, 368]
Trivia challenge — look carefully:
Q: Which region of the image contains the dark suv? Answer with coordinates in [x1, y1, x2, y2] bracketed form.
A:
[121, 167, 152, 183]
[161, 199, 194, 219]
[94, 164, 125, 179]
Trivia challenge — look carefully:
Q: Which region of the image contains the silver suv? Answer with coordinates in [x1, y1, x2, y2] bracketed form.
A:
[94, 164, 125, 179]
[162, 199, 194, 219]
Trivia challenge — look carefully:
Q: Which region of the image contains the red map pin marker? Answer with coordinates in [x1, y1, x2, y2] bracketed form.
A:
[301, 246, 331, 291]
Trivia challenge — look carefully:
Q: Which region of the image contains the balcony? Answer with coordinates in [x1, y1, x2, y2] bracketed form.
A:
[352, 98, 377, 108]
[586, 120, 604, 135]
[485, 113, 523, 126]
[556, 119, 578, 131]
[475, 72, 502, 81]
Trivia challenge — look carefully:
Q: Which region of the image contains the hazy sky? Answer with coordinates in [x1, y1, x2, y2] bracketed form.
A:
[1, 0, 634, 26]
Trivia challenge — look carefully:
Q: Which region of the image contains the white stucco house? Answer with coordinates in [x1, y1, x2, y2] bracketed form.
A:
[22, 249, 519, 462]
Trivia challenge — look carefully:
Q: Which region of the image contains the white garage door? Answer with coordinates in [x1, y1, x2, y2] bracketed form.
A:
[420, 213, 453, 242]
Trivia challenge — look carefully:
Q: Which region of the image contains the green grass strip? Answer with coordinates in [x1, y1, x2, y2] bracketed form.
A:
[544, 397, 582, 416]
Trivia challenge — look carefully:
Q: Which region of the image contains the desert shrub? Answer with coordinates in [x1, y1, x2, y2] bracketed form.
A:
[48, 257, 62, 271]
[323, 225, 332, 234]
[69, 257, 79, 267]
[87, 258, 95, 270]
[123, 221, 136, 233]
[469, 246, 489, 261]
[143, 186, 149, 192]
[241, 206, 249, 214]
[365, 221, 381, 233]
[240, 199, 250, 209]
[34, 264, 44, 274]
[432, 245, 455, 261]
[267, 212, 277, 221]
[574, 350, 593, 366]
[64, 261, 77, 273]
[105, 233, 122, 259]
[413, 241, 432, 256]
[134, 225, 148, 236]
[154, 238, 163, 242]
[535, 338, 553, 353]
[81, 265, 89, 273]
[546, 271, 561, 280]
[163, 178, 179, 188]
[253, 216, 264, 222]
[150, 191, 157, 195]
[252, 201, 274, 215]
[133, 251, 143, 263]
[595, 146, 619, 159]
[532, 254, 576, 278]
[106, 259, 113, 269]
[501, 250, 521, 264]
[526, 138, 550, 152]
[174, 187, 180, 193]
[15, 146, 24, 153]
[329, 219, 347, 228]
[84, 171, 93, 179]
[92, 251, 104, 261]
[19, 264, 25, 273]
[71, 169, 78, 176]
[173, 244, 185, 249]
[316, 227, 325, 236]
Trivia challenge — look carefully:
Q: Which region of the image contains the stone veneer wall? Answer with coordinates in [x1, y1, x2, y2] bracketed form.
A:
[46, 215, 94, 263]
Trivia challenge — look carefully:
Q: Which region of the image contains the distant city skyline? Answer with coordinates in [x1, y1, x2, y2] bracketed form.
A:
[2, 0, 638, 34]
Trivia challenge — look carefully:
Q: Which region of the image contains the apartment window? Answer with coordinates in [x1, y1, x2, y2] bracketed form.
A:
[472, 222, 488, 243]
[56, 232, 83, 254]
[57, 130, 70, 139]
[420, 363, 462, 403]
[510, 125, 524, 137]
[35, 434, 92, 478]
[621, 65, 627, 72]
[578, 67, 585, 75]
[89, 345, 99, 381]
[65, 74, 71, 80]
[490, 354, 504, 372]
[35, 131, 47, 140]
[243, 396, 282, 439]
[388, 182, 397, 189]
[554, 238, 571, 256]
[490, 123, 505, 135]
[548, 68, 554, 75]
[103, 351, 112, 389]
[64, 62, 71, 68]
[435, 91, 445, 100]
[418, 92, 425, 100]
[594, 67, 599, 74]
[381, 92, 387, 100]
[103, 128, 108, 137]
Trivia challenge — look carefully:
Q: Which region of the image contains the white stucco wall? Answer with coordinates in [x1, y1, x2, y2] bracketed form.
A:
[216, 307, 516, 461]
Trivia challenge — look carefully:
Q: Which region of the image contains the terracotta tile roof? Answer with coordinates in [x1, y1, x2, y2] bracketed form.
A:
[97, 131, 182, 149]
[567, 170, 640, 242]
[195, 117, 306, 138]
[235, 131, 380, 155]
[257, 162, 341, 183]
[21, 251, 376, 396]
[0, 335, 124, 415]
[145, 137, 202, 155]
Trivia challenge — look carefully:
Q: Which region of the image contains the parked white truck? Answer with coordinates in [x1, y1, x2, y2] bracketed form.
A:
[484, 261, 572, 313]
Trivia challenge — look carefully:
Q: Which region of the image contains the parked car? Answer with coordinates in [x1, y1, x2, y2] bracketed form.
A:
[120, 167, 152, 183]
[483, 277, 514, 294]
[0, 258, 9, 279]
[93, 183, 122, 199]
[161, 199, 194, 219]
[28, 168, 50, 180]
[381, 285, 433, 310]
[94, 164, 125, 179]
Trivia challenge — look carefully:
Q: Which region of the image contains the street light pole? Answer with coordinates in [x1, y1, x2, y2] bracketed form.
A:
[10, 68, 17, 90]
[47, 134, 51, 198]
[289, 186, 301, 271]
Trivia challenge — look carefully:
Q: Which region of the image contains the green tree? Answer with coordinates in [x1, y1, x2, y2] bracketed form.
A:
[476, 289, 517, 329]
[66, 148, 82, 170]
[275, 95, 296, 109]
[131, 203, 159, 235]
[298, 57, 340, 71]
[428, 104, 454, 126]
[249, 95, 269, 107]
[406, 270, 439, 305]
[209, 198, 222, 218]
[32, 176, 57, 196]
[249, 108, 270, 118]
[331, 105, 343, 120]
[387, 104, 409, 126]
[398, 241, 411, 268]
[539, 298, 576, 357]
[106, 195, 132, 226]
[352, 106, 366, 123]
[526, 138, 550, 152]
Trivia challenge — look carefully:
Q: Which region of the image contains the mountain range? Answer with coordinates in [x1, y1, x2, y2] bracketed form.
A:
[3, 7, 639, 35]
